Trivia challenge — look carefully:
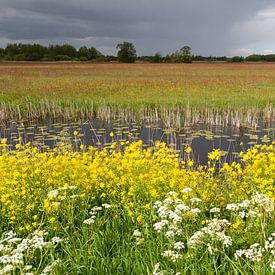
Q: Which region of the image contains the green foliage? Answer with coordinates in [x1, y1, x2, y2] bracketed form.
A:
[152, 52, 163, 63]
[48, 44, 77, 59]
[78, 46, 103, 60]
[0, 43, 103, 62]
[245, 54, 275, 62]
[116, 41, 137, 63]
[229, 56, 244, 63]
[169, 45, 193, 63]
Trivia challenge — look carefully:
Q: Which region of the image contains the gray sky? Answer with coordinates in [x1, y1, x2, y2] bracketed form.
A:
[1, 0, 275, 56]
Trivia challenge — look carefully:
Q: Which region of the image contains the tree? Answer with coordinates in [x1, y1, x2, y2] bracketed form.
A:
[180, 45, 191, 57]
[116, 41, 137, 63]
[178, 45, 192, 63]
[152, 52, 162, 63]
[170, 45, 192, 63]
[229, 56, 244, 63]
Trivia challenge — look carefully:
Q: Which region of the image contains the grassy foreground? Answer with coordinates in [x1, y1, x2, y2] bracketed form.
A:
[0, 140, 274, 274]
[0, 62, 274, 126]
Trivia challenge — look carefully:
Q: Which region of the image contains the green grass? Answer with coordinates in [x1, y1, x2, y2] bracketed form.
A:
[0, 62, 274, 126]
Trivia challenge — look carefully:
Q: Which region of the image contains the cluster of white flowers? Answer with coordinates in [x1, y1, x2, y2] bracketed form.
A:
[152, 191, 207, 264]
[0, 230, 62, 274]
[235, 243, 264, 262]
[153, 192, 202, 236]
[181, 187, 192, 193]
[162, 250, 182, 262]
[235, 232, 275, 269]
[226, 193, 274, 219]
[83, 203, 112, 225]
[152, 190, 274, 272]
[47, 186, 79, 202]
[188, 218, 232, 254]
[47, 189, 59, 200]
[133, 229, 144, 245]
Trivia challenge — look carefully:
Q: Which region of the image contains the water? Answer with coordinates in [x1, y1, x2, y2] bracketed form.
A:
[0, 118, 274, 165]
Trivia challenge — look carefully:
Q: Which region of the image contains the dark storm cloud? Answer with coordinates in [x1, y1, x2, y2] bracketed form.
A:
[0, 0, 274, 56]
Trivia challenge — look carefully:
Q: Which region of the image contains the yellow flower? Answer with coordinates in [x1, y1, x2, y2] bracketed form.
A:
[208, 149, 221, 161]
[49, 217, 56, 223]
[185, 146, 192, 154]
[15, 144, 21, 149]
[137, 215, 143, 223]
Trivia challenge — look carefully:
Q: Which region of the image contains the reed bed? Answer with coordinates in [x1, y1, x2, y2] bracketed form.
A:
[0, 62, 274, 127]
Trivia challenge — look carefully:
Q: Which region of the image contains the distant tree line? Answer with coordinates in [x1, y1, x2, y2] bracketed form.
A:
[0, 42, 275, 63]
[0, 43, 106, 61]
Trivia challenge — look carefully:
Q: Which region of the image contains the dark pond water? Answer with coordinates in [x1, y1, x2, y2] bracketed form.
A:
[0, 119, 274, 165]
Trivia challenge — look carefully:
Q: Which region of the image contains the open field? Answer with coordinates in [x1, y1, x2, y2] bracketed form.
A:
[0, 62, 274, 126]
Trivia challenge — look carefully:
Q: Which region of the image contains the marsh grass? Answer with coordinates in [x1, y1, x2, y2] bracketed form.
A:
[0, 63, 274, 127]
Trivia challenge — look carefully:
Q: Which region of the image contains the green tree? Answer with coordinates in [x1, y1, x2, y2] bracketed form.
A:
[152, 52, 162, 63]
[229, 56, 244, 63]
[170, 45, 192, 63]
[180, 45, 191, 56]
[116, 42, 137, 63]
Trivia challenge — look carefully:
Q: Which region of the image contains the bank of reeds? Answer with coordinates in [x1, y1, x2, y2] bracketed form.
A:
[0, 62, 274, 127]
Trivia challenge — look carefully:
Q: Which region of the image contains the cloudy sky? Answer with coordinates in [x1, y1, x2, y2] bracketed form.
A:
[1, 0, 275, 56]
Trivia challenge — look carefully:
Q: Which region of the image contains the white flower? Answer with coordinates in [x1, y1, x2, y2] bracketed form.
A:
[133, 229, 142, 238]
[189, 208, 201, 215]
[102, 203, 112, 209]
[190, 198, 202, 204]
[174, 242, 185, 250]
[153, 220, 169, 232]
[47, 190, 59, 200]
[252, 193, 274, 212]
[83, 218, 95, 225]
[0, 264, 13, 274]
[70, 195, 79, 199]
[51, 237, 63, 245]
[210, 207, 220, 213]
[181, 187, 192, 193]
[41, 259, 60, 275]
[188, 231, 204, 247]
[175, 204, 189, 212]
[163, 198, 174, 205]
[238, 200, 250, 208]
[167, 191, 177, 197]
[24, 265, 33, 271]
[207, 243, 214, 255]
[226, 203, 239, 211]
[238, 211, 247, 219]
[165, 231, 175, 238]
[162, 250, 182, 262]
[153, 201, 162, 209]
[169, 212, 182, 224]
[152, 263, 160, 275]
[7, 238, 22, 244]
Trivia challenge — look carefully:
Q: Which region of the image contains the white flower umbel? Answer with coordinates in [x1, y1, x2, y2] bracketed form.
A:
[235, 233, 275, 270]
[0, 230, 61, 274]
[162, 250, 182, 262]
[188, 218, 232, 251]
[83, 203, 112, 225]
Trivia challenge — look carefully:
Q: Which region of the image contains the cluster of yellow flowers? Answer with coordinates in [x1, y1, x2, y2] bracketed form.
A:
[0, 139, 274, 232]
